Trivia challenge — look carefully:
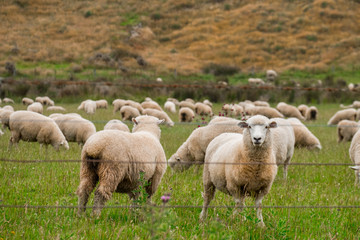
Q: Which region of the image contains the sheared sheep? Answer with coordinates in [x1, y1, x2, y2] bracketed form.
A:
[168, 117, 243, 171]
[22, 97, 34, 106]
[195, 102, 213, 116]
[76, 115, 167, 216]
[142, 108, 174, 127]
[104, 119, 130, 132]
[179, 107, 194, 122]
[120, 106, 140, 121]
[200, 115, 278, 228]
[112, 99, 127, 113]
[276, 102, 305, 120]
[327, 108, 357, 125]
[305, 106, 318, 121]
[3, 98, 14, 104]
[164, 101, 176, 114]
[95, 100, 108, 109]
[9, 111, 69, 151]
[298, 104, 309, 117]
[27, 102, 43, 114]
[287, 117, 322, 150]
[47, 106, 66, 112]
[337, 120, 360, 143]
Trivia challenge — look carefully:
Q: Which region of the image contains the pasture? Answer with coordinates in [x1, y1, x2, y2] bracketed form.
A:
[0, 102, 359, 239]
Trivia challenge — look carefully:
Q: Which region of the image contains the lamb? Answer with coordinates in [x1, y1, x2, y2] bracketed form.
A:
[298, 104, 309, 117]
[95, 99, 108, 109]
[0, 109, 14, 130]
[120, 106, 140, 121]
[266, 69, 278, 82]
[199, 115, 278, 227]
[76, 115, 167, 216]
[194, 102, 213, 116]
[246, 105, 284, 118]
[103, 119, 130, 132]
[142, 108, 174, 127]
[349, 130, 360, 186]
[337, 120, 360, 143]
[168, 117, 243, 171]
[340, 101, 360, 109]
[305, 106, 318, 121]
[27, 102, 43, 114]
[9, 111, 69, 151]
[112, 99, 127, 113]
[287, 117, 322, 150]
[327, 108, 357, 125]
[3, 98, 14, 104]
[22, 97, 34, 106]
[49, 114, 96, 146]
[84, 100, 97, 114]
[46, 106, 66, 112]
[164, 101, 176, 114]
[179, 101, 195, 110]
[141, 101, 162, 111]
[276, 102, 305, 120]
[179, 107, 194, 122]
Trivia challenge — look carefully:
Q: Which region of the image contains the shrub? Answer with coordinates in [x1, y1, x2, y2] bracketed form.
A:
[202, 63, 240, 76]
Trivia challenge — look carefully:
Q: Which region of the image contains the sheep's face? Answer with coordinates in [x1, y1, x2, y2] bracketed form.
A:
[168, 144, 192, 172]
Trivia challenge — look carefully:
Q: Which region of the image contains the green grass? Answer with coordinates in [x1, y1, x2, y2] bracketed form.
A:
[1, 102, 360, 239]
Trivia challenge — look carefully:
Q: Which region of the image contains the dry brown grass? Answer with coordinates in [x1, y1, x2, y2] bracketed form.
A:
[1, 0, 360, 76]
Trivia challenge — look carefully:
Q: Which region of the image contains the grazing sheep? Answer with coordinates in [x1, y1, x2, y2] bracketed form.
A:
[120, 106, 140, 121]
[298, 104, 309, 117]
[142, 108, 174, 127]
[141, 101, 162, 111]
[3, 98, 14, 104]
[276, 102, 305, 120]
[179, 107, 194, 122]
[179, 101, 195, 110]
[35, 96, 54, 106]
[84, 100, 97, 115]
[168, 117, 243, 171]
[253, 100, 270, 108]
[203, 99, 213, 107]
[112, 99, 127, 113]
[185, 98, 195, 104]
[49, 114, 96, 146]
[195, 102, 213, 116]
[27, 102, 43, 114]
[0, 109, 14, 130]
[104, 119, 130, 132]
[22, 97, 34, 106]
[76, 115, 167, 216]
[2, 105, 14, 112]
[246, 106, 284, 118]
[164, 101, 176, 114]
[248, 78, 265, 85]
[77, 100, 88, 110]
[222, 104, 231, 115]
[95, 100, 108, 109]
[200, 115, 278, 228]
[287, 117, 322, 150]
[305, 106, 318, 121]
[124, 100, 143, 113]
[167, 98, 179, 106]
[349, 130, 360, 186]
[229, 104, 244, 117]
[266, 69, 277, 82]
[337, 120, 360, 143]
[47, 106, 66, 112]
[9, 111, 69, 151]
[327, 108, 357, 125]
[340, 101, 360, 109]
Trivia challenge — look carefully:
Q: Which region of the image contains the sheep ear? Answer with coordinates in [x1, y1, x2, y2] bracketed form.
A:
[238, 121, 248, 128]
[132, 118, 138, 125]
[350, 166, 360, 170]
[157, 119, 165, 125]
[269, 121, 277, 128]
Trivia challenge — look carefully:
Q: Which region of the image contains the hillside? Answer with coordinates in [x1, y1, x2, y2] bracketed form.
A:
[1, 0, 360, 78]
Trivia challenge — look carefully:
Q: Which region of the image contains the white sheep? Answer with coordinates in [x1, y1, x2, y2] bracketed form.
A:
[327, 108, 357, 125]
[120, 106, 140, 121]
[0, 109, 14, 130]
[266, 69, 278, 82]
[168, 117, 243, 171]
[349, 130, 360, 186]
[84, 100, 97, 114]
[164, 101, 176, 114]
[253, 100, 270, 108]
[95, 99, 108, 109]
[194, 102, 213, 116]
[49, 114, 96, 146]
[103, 119, 130, 132]
[179, 107, 194, 122]
[179, 101, 195, 110]
[228, 104, 244, 117]
[167, 97, 179, 106]
[46, 106, 66, 112]
[203, 99, 213, 107]
[2, 105, 14, 112]
[76, 115, 167, 216]
[337, 120, 360, 143]
[276, 102, 305, 120]
[22, 97, 34, 106]
[142, 108, 174, 127]
[112, 99, 127, 113]
[185, 98, 195, 104]
[340, 101, 360, 109]
[246, 105, 284, 118]
[124, 100, 144, 113]
[141, 101, 162, 111]
[9, 111, 69, 151]
[287, 117, 322, 150]
[35, 96, 54, 106]
[27, 102, 43, 114]
[297, 104, 309, 117]
[305, 106, 318, 121]
[3, 98, 14, 104]
[248, 78, 265, 85]
[200, 115, 278, 227]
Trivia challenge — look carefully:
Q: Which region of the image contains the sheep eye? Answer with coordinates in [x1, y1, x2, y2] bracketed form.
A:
[176, 157, 181, 162]
[248, 126, 251, 129]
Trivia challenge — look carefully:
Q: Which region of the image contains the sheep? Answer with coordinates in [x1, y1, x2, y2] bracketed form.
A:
[203, 99, 213, 107]
[327, 108, 357, 126]
[340, 101, 360, 109]
[248, 78, 265, 85]
[104, 119, 130, 132]
[349, 129, 360, 186]
[305, 106, 318, 121]
[298, 104, 309, 117]
[120, 106, 140, 121]
[141, 101, 162, 111]
[35, 96, 54, 106]
[164, 101, 176, 114]
[199, 115, 278, 228]
[9, 111, 69, 151]
[168, 117, 243, 171]
[46, 106, 66, 112]
[3, 98, 14, 104]
[246, 105, 284, 118]
[167, 98, 179, 106]
[22, 97, 34, 106]
[185, 98, 195, 104]
[337, 120, 360, 143]
[27, 102, 43, 114]
[124, 100, 143, 113]
[112, 99, 127, 113]
[253, 100, 270, 108]
[276, 102, 305, 120]
[179, 101, 195, 110]
[0, 109, 14, 130]
[195, 102, 213, 116]
[142, 108, 174, 127]
[95, 99, 108, 109]
[222, 104, 231, 115]
[84, 100, 97, 114]
[2, 105, 14, 112]
[271, 118, 295, 179]
[179, 107, 194, 122]
[228, 104, 244, 117]
[266, 69, 278, 82]
[49, 114, 96, 146]
[287, 117, 322, 150]
[76, 115, 167, 217]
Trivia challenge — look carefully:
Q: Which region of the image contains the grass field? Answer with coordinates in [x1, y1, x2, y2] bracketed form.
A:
[0, 102, 360, 239]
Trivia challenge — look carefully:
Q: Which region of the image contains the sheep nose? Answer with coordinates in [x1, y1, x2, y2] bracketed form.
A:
[253, 137, 261, 141]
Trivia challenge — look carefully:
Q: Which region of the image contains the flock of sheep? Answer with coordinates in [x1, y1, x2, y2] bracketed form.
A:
[1, 95, 360, 227]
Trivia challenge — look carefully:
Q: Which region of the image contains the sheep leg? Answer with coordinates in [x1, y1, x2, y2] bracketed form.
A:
[76, 172, 98, 216]
[283, 157, 291, 180]
[354, 170, 360, 187]
[232, 195, 246, 220]
[255, 195, 266, 228]
[199, 181, 216, 221]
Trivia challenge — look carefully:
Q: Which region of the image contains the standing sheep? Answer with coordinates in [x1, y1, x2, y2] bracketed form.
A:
[104, 119, 130, 132]
[22, 97, 34, 106]
[305, 106, 318, 121]
[9, 111, 69, 151]
[141, 101, 162, 111]
[340, 101, 360, 109]
[298, 104, 309, 117]
[200, 115, 278, 228]
[3, 98, 14, 104]
[327, 108, 357, 125]
[27, 102, 43, 114]
[337, 120, 360, 143]
[349, 130, 360, 186]
[124, 100, 143, 113]
[142, 108, 174, 127]
[179, 101, 195, 110]
[276, 102, 305, 120]
[95, 100, 108, 109]
[287, 118, 322, 150]
[84, 100, 97, 114]
[266, 69, 277, 82]
[76, 115, 167, 216]
[112, 99, 127, 113]
[120, 106, 140, 121]
[164, 101, 176, 114]
[179, 107, 195, 122]
[47, 106, 66, 112]
[194, 102, 213, 116]
[0, 109, 14, 130]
